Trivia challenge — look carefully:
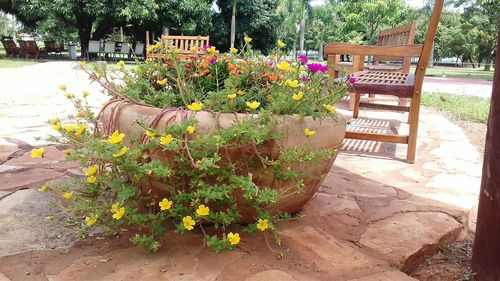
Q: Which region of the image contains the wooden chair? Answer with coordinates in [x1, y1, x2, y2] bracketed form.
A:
[324, 0, 444, 163]
[44, 40, 64, 56]
[332, 22, 416, 111]
[146, 33, 209, 60]
[21, 40, 46, 59]
[1, 36, 20, 58]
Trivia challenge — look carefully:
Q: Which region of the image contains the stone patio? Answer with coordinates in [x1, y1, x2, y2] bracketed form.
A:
[0, 62, 482, 280]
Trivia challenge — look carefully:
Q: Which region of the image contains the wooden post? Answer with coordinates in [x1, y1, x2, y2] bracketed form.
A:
[472, 31, 500, 281]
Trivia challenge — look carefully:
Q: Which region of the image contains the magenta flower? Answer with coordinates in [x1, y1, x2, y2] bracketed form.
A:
[307, 63, 329, 73]
[298, 55, 308, 64]
[348, 76, 357, 83]
[203, 45, 212, 50]
[301, 76, 311, 83]
[209, 56, 217, 64]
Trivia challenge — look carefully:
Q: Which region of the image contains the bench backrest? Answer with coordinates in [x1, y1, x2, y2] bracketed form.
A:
[1, 37, 18, 54]
[146, 33, 209, 59]
[373, 22, 416, 64]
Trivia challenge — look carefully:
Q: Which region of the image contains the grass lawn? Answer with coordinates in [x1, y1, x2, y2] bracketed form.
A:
[413, 66, 494, 80]
[422, 92, 491, 123]
[0, 58, 38, 68]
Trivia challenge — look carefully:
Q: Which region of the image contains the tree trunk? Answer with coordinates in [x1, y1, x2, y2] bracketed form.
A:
[75, 15, 93, 57]
[472, 31, 500, 281]
[230, 0, 236, 49]
[292, 40, 297, 58]
[484, 55, 492, 71]
[428, 41, 435, 68]
[299, 19, 305, 56]
[318, 41, 323, 61]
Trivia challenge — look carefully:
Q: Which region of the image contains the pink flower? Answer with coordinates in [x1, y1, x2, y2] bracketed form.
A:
[209, 56, 217, 64]
[348, 76, 357, 83]
[307, 63, 328, 73]
[203, 45, 211, 50]
[298, 55, 308, 64]
[301, 76, 311, 83]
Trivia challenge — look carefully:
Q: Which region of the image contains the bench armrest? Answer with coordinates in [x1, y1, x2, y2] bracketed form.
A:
[324, 43, 423, 57]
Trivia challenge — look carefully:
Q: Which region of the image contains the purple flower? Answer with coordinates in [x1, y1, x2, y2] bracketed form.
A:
[301, 76, 311, 83]
[298, 55, 308, 64]
[307, 63, 329, 73]
[347, 76, 357, 84]
[209, 56, 217, 64]
[203, 45, 212, 50]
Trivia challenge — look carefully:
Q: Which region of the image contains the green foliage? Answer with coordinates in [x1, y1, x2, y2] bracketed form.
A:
[421, 92, 491, 123]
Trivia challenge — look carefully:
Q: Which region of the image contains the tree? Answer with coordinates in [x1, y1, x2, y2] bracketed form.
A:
[337, 0, 406, 45]
[0, 0, 212, 55]
[456, 0, 499, 71]
[212, 0, 280, 53]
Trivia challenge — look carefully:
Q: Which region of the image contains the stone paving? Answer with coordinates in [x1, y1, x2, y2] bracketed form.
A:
[0, 62, 483, 280]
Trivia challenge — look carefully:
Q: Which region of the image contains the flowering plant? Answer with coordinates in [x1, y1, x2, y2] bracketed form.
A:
[39, 38, 350, 254]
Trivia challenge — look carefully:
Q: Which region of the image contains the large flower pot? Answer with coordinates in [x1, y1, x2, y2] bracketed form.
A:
[101, 100, 346, 223]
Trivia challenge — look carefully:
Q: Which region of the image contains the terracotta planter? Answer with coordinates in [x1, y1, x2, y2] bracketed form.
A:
[101, 100, 346, 223]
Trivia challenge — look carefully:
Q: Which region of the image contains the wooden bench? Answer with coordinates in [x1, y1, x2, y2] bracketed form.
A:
[146, 33, 209, 60]
[325, 0, 443, 163]
[1, 36, 20, 58]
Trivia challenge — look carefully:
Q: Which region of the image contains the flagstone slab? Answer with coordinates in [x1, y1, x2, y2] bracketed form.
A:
[0, 189, 78, 257]
[359, 212, 462, 272]
[5, 146, 66, 167]
[0, 168, 64, 191]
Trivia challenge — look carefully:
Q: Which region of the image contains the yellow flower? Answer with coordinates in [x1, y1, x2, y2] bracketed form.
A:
[38, 184, 48, 193]
[190, 46, 198, 53]
[277, 40, 286, 48]
[145, 130, 157, 137]
[64, 93, 74, 99]
[207, 46, 218, 54]
[63, 191, 73, 200]
[237, 90, 245, 96]
[276, 61, 291, 71]
[112, 146, 129, 158]
[159, 198, 173, 211]
[112, 207, 126, 220]
[58, 84, 67, 91]
[75, 124, 87, 136]
[323, 104, 336, 113]
[285, 79, 300, 88]
[157, 78, 167, 86]
[63, 149, 74, 155]
[85, 215, 97, 227]
[304, 128, 316, 138]
[107, 130, 125, 144]
[87, 175, 97, 184]
[227, 93, 237, 100]
[31, 147, 45, 158]
[227, 232, 241, 245]
[187, 101, 203, 112]
[256, 219, 269, 231]
[246, 101, 260, 110]
[160, 134, 173, 145]
[85, 165, 98, 176]
[117, 60, 126, 68]
[244, 35, 252, 44]
[78, 61, 86, 68]
[230, 47, 238, 54]
[63, 124, 77, 133]
[49, 118, 59, 125]
[52, 123, 61, 131]
[183, 216, 196, 230]
[186, 126, 196, 135]
[82, 91, 90, 97]
[196, 204, 210, 217]
[292, 91, 304, 101]
[110, 203, 120, 213]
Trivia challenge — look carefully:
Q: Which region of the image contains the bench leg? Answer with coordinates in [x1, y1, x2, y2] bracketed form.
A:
[353, 93, 361, 119]
[349, 93, 356, 111]
[406, 96, 421, 164]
